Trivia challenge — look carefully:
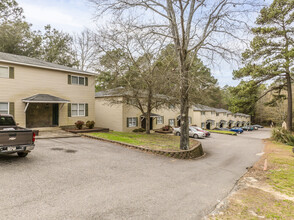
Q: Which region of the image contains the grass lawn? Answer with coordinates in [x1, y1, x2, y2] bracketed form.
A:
[88, 131, 192, 151]
[206, 130, 237, 135]
[210, 140, 294, 219]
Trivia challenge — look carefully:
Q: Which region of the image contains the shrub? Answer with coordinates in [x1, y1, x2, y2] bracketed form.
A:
[75, 120, 84, 130]
[132, 128, 146, 133]
[162, 125, 172, 131]
[272, 127, 294, 146]
[86, 120, 95, 129]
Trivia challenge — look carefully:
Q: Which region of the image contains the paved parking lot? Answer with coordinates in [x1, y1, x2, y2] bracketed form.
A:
[0, 129, 270, 220]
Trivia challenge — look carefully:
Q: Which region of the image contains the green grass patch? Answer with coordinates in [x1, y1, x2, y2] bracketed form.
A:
[267, 143, 294, 197]
[206, 130, 237, 135]
[88, 131, 185, 151]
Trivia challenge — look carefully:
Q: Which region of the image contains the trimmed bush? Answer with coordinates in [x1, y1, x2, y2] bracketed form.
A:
[133, 128, 146, 133]
[272, 127, 294, 146]
[162, 125, 172, 131]
[86, 120, 95, 129]
[75, 120, 84, 130]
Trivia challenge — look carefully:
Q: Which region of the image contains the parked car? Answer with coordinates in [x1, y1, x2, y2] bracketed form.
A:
[173, 127, 206, 139]
[230, 127, 243, 134]
[242, 126, 254, 131]
[192, 127, 211, 137]
[0, 114, 35, 157]
[252, 125, 263, 130]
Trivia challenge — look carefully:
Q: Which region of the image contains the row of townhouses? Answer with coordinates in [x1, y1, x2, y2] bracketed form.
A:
[0, 52, 250, 130]
[95, 91, 251, 132]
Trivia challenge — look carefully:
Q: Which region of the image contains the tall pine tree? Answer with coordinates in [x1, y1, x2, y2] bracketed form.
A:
[234, 0, 294, 130]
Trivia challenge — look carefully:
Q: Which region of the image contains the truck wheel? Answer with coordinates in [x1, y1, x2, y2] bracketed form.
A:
[17, 152, 28, 157]
[193, 134, 198, 139]
[176, 132, 180, 136]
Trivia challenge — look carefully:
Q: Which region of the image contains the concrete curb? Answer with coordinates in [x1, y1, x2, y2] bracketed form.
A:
[83, 134, 205, 159]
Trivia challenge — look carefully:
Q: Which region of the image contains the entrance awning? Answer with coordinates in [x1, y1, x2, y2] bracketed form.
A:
[22, 94, 70, 103]
[22, 94, 70, 113]
[206, 119, 215, 124]
[140, 113, 161, 118]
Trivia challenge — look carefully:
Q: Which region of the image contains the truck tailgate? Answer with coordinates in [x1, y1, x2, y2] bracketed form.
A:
[0, 130, 33, 146]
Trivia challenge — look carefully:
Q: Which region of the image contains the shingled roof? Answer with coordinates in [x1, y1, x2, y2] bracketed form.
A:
[0, 52, 95, 76]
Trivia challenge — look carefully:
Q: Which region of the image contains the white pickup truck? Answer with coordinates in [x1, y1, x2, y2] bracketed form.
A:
[0, 114, 35, 157]
[173, 126, 206, 139]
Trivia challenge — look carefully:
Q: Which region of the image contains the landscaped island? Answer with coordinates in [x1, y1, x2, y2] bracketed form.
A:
[88, 131, 190, 151]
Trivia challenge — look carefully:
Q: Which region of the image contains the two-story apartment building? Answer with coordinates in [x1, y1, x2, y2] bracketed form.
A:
[95, 90, 251, 132]
[0, 52, 95, 128]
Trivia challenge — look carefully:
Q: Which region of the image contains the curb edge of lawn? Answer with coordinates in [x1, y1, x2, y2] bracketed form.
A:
[82, 134, 205, 159]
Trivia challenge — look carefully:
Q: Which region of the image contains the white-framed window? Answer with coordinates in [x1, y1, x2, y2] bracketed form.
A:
[72, 76, 85, 85]
[71, 103, 85, 116]
[169, 104, 175, 109]
[0, 102, 9, 114]
[157, 116, 164, 124]
[188, 117, 192, 124]
[0, 66, 9, 78]
[127, 117, 137, 127]
[201, 122, 205, 129]
[169, 119, 175, 126]
[201, 112, 205, 115]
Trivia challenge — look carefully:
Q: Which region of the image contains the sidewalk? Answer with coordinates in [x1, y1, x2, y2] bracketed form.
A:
[33, 127, 80, 139]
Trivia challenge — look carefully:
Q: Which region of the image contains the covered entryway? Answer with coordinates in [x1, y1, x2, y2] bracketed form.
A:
[236, 121, 241, 127]
[206, 119, 214, 130]
[23, 94, 69, 128]
[140, 113, 160, 130]
[228, 120, 234, 128]
[220, 120, 226, 128]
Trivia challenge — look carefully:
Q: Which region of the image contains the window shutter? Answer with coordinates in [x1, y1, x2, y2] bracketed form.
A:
[156, 117, 158, 124]
[68, 75, 71, 84]
[135, 117, 138, 126]
[127, 118, 129, 127]
[68, 103, 71, 117]
[162, 116, 164, 124]
[9, 102, 15, 116]
[85, 103, 88, 116]
[85, 77, 88, 86]
[9, 67, 14, 79]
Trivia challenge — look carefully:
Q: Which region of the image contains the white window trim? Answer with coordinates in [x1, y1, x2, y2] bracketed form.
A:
[0, 65, 9, 79]
[169, 119, 175, 126]
[71, 103, 86, 117]
[157, 116, 164, 125]
[0, 102, 9, 114]
[128, 117, 137, 127]
[71, 75, 85, 86]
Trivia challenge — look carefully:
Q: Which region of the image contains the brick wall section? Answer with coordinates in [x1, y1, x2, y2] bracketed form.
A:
[83, 134, 205, 159]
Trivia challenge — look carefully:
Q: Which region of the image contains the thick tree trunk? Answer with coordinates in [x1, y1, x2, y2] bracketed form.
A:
[286, 73, 292, 131]
[146, 111, 151, 134]
[180, 65, 190, 150]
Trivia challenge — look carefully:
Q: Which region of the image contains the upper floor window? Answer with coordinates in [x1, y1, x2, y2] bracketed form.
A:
[201, 112, 205, 115]
[169, 104, 175, 109]
[0, 102, 9, 114]
[211, 111, 215, 115]
[68, 75, 88, 86]
[0, 66, 9, 78]
[216, 113, 219, 116]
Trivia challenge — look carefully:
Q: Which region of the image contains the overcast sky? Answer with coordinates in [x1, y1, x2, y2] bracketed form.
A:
[17, 0, 264, 88]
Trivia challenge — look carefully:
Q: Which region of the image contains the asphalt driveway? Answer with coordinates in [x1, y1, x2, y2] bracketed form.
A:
[0, 129, 271, 220]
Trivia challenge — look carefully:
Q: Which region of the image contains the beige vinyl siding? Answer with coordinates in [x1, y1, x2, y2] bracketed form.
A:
[0, 62, 95, 127]
[95, 97, 124, 132]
